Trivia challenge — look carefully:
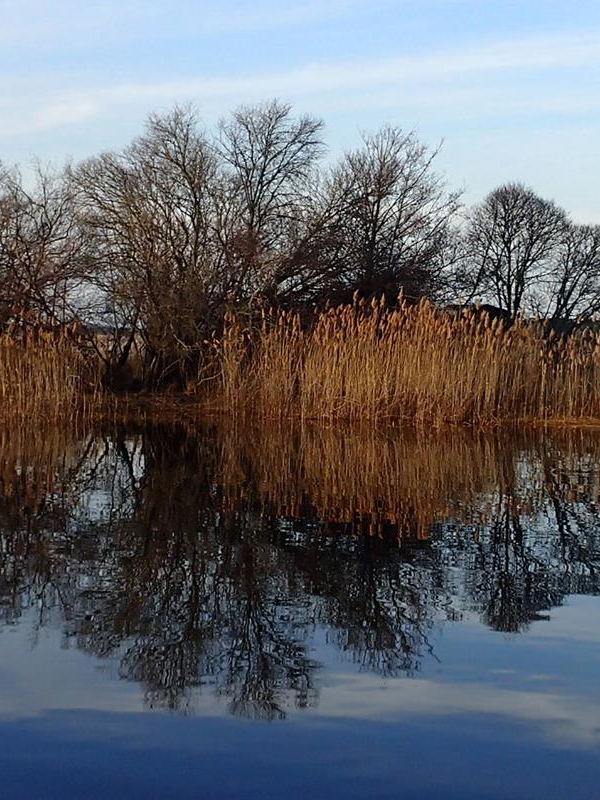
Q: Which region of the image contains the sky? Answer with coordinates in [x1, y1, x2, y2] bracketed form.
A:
[1, 0, 599, 221]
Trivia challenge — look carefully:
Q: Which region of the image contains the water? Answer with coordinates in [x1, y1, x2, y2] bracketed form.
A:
[0, 422, 598, 799]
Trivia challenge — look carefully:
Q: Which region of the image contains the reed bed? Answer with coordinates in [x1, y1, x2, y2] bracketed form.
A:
[216, 423, 505, 537]
[2, 415, 600, 544]
[213, 298, 600, 425]
[0, 328, 102, 423]
[0, 423, 90, 519]
[213, 422, 600, 538]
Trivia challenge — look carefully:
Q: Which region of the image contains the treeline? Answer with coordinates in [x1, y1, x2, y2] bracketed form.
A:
[1, 99, 599, 390]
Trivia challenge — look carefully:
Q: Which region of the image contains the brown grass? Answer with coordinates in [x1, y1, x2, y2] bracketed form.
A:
[215, 423, 506, 537]
[186, 421, 600, 539]
[0, 328, 102, 423]
[210, 298, 600, 425]
[1, 413, 599, 543]
[5, 298, 600, 428]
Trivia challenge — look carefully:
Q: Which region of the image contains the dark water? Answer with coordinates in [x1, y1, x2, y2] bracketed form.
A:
[0, 422, 598, 799]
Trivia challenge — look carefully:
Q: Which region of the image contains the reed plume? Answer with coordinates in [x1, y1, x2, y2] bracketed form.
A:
[0, 327, 102, 423]
[211, 298, 600, 426]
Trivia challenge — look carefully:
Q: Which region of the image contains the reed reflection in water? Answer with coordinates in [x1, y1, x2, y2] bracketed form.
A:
[0, 422, 598, 719]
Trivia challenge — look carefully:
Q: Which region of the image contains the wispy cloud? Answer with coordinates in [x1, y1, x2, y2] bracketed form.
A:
[2, 30, 597, 137]
[319, 672, 600, 749]
[0, 0, 375, 47]
[72, 30, 600, 99]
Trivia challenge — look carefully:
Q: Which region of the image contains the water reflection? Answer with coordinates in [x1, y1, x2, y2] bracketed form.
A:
[0, 423, 598, 719]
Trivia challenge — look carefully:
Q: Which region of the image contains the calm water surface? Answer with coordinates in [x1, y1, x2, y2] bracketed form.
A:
[0, 422, 598, 799]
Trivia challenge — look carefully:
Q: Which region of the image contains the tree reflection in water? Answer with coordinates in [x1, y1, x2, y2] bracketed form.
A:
[0, 422, 598, 718]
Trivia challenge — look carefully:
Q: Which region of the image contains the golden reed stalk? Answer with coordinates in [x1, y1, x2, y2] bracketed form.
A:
[1, 416, 598, 543]
[210, 298, 600, 425]
[0, 327, 102, 423]
[198, 421, 600, 538]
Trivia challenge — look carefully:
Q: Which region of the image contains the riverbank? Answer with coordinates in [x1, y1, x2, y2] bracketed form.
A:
[5, 300, 600, 428]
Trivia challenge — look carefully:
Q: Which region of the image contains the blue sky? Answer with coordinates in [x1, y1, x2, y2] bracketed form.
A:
[1, 0, 599, 221]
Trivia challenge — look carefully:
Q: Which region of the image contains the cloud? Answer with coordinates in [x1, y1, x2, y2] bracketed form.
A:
[0, 0, 374, 48]
[317, 672, 600, 749]
[1, 29, 597, 138]
[78, 30, 600, 100]
[36, 100, 102, 130]
[2, 633, 599, 751]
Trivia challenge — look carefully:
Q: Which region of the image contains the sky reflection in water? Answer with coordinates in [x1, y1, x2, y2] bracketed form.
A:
[0, 422, 598, 799]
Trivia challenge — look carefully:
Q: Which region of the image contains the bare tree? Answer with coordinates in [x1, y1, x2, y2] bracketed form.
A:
[71, 106, 225, 386]
[458, 183, 568, 316]
[217, 100, 325, 300]
[544, 224, 600, 321]
[0, 163, 86, 329]
[69, 102, 328, 386]
[298, 126, 461, 305]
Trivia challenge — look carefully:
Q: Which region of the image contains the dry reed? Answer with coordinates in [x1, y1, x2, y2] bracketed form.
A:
[212, 422, 600, 538]
[211, 298, 600, 425]
[2, 415, 599, 543]
[0, 328, 102, 423]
